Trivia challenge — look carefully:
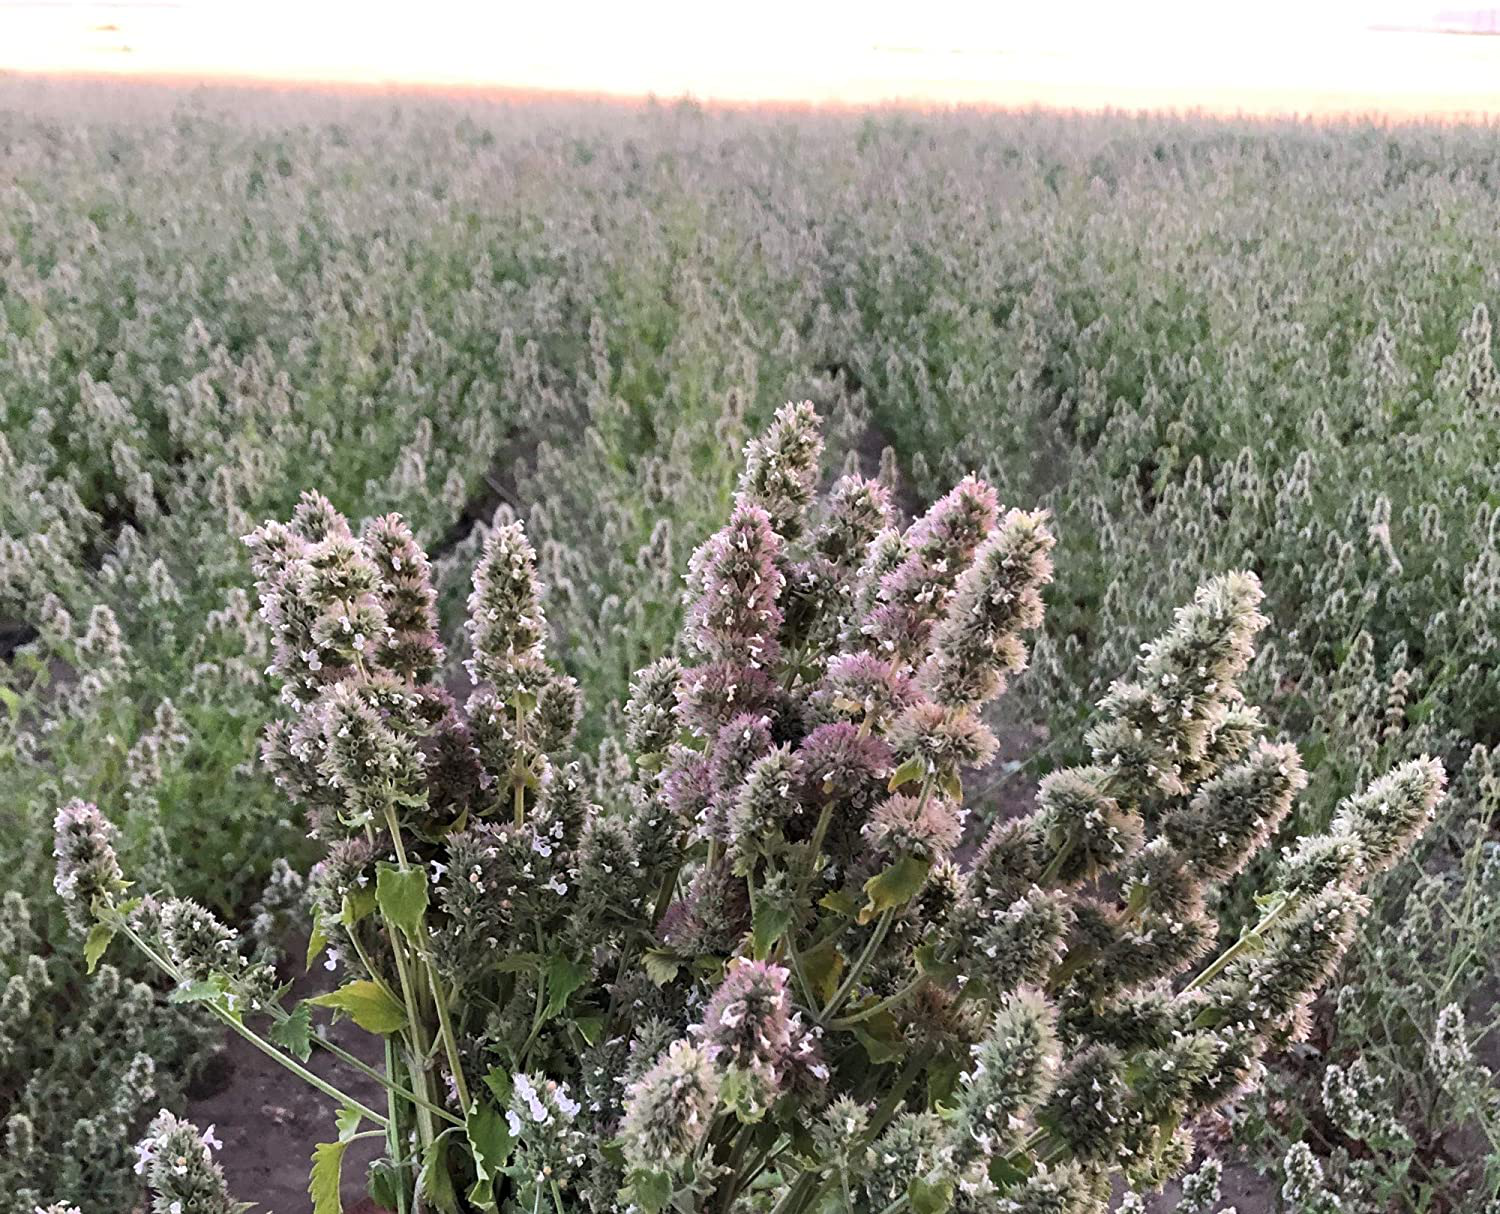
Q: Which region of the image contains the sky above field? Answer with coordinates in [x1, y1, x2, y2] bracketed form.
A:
[8, 1, 1500, 115]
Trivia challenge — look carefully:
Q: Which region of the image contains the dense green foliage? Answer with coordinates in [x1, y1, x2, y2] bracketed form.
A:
[3, 79, 1499, 1209]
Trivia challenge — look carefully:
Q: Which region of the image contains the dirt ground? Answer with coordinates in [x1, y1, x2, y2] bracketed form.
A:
[186, 957, 388, 1213]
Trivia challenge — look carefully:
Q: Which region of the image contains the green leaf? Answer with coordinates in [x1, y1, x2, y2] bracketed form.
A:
[341, 886, 377, 927]
[271, 1003, 313, 1061]
[376, 863, 429, 939]
[800, 939, 845, 1005]
[818, 889, 861, 918]
[574, 1014, 605, 1046]
[642, 948, 683, 986]
[307, 905, 330, 972]
[418, 1131, 461, 1214]
[482, 1067, 513, 1108]
[542, 955, 589, 1021]
[888, 755, 926, 791]
[366, 1159, 402, 1211]
[914, 943, 960, 984]
[84, 922, 116, 974]
[751, 897, 793, 961]
[939, 769, 963, 803]
[851, 1008, 906, 1064]
[908, 1175, 954, 1214]
[495, 952, 543, 974]
[987, 1155, 1029, 1186]
[860, 854, 932, 923]
[628, 1168, 673, 1214]
[925, 1053, 962, 1107]
[336, 1107, 363, 1142]
[308, 979, 407, 1034]
[310, 1140, 349, 1214]
[466, 1101, 514, 1187]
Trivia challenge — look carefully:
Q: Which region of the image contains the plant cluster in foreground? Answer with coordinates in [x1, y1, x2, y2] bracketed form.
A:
[57, 405, 1444, 1213]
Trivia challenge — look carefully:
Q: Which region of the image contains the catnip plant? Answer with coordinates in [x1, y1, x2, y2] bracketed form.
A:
[57, 404, 1444, 1214]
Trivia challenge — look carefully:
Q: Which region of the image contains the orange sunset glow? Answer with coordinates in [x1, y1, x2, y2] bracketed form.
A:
[8, 1, 1500, 115]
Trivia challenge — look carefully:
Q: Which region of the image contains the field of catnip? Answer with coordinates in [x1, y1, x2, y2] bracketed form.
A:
[4, 78, 1500, 1214]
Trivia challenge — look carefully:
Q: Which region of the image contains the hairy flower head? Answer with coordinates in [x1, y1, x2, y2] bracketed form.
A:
[52, 799, 124, 932]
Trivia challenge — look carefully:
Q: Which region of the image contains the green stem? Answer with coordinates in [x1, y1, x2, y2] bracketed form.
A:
[366, 821, 439, 1149]
[1183, 892, 1294, 995]
[119, 922, 390, 1128]
[385, 1038, 411, 1214]
[829, 971, 927, 1029]
[818, 907, 894, 1026]
[312, 1032, 463, 1127]
[382, 803, 472, 1117]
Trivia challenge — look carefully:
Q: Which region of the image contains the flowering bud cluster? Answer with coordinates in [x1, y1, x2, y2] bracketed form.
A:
[56, 405, 1442, 1214]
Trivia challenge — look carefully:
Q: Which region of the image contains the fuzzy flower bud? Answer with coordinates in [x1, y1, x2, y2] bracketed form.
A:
[52, 799, 124, 932]
[684, 501, 784, 668]
[318, 682, 428, 826]
[1163, 741, 1306, 881]
[135, 1110, 238, 1214]
[159, 899, 240, 985]
[728, 745, 805, 862]
[737, 400, 823, 539]
[362, 512, 443, 680]
[620, 1040, 721, 1172]
[865, 792, 964, 861]
[813, 474, 895, 569]
[1034, 767, 1142, 885]
[466, 521, 548, 685]
[699, 960, 798, 1110]
[948, 989, 1059, 1163]
[1329, 756, 1446, 875]
[1041, 1043, 1130, 1162]
[925, 508, 1054, 709]
[887, 701, 997, 776]
[624, 657, 683, 757]
[824, 652, 917, 728]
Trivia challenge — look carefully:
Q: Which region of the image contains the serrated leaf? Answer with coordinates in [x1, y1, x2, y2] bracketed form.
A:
[308, 979, 407, 1034]
[336, 1106, 363, 1142]
[310, 1139, 349, 1214]
[418, 1131, 461, 1214]
[574, 1014, 605, 1046]
[307, 905, 330, 972]
[925, 1053, 962, 1107]
[860, 854, 931, 923]
[628, 1168, 673, 1214]
[642, 948, 683, 986]
[271, 1003, 313, 1061]
[987, 1155, 1029, 1186]
[542, 955, 588, 1021]
[366, 1159, 402, 1211]
[818, 889, 861, 918]
[750, 897, 792, 961]
[376, 863, 429, 939]
[908, 1175, 954, 1214]
[914, 943, 960, 984]
[939, 769, 963, 803]
[84, 922, 116, 974]
[888, 755, 926, 791]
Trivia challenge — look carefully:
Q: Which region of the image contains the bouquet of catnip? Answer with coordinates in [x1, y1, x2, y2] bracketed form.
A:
[56, 403, 1444, 1213]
